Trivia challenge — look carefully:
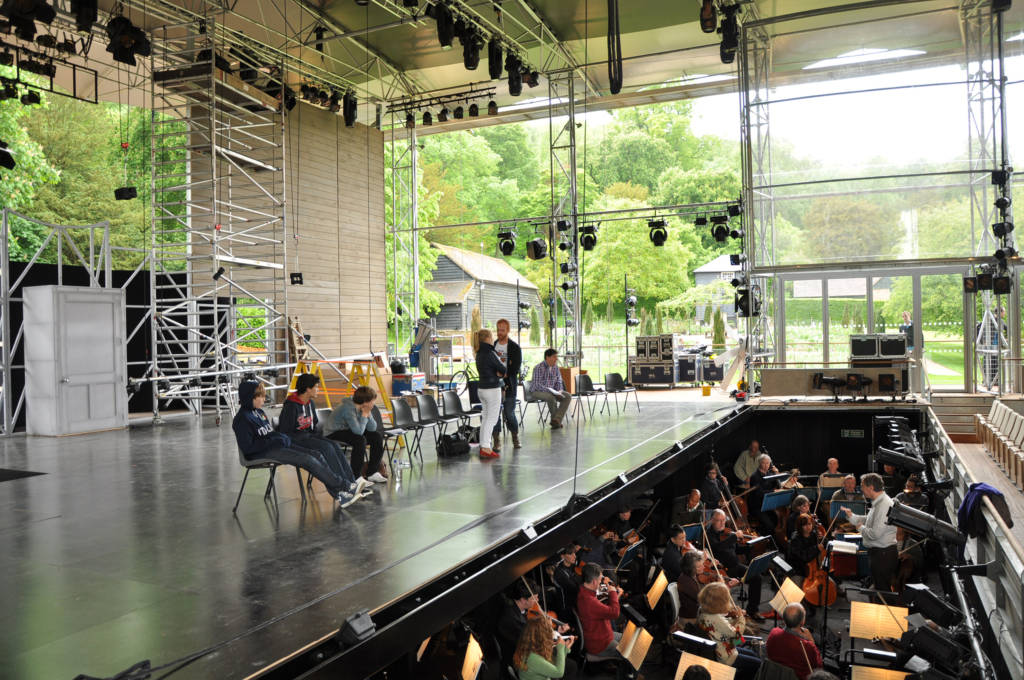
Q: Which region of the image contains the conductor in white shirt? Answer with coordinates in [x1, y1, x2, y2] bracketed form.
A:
[841, 472, 898, 592]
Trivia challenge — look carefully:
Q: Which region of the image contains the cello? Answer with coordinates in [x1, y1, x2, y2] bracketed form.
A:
[802, 515, 839, 606]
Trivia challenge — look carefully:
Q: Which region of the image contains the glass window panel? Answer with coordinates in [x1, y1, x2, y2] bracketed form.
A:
[827, 278, 868, 365]
[785, 280, 823, 366]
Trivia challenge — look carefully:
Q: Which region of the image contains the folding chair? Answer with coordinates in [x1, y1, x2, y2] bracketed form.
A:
[391, 399, 424, 464]
[441, 389, 481, 430]
[601, 372, 640, 415]
[372, 405, 408, 476]
[519, 380, 550, 426]
[232, 446, 306, 513]
[572, 374, 604, 420]
[417, 393, 458, 440]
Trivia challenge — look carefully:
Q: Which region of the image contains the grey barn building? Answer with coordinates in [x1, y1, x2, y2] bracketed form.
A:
[426, 243, 540, 330]
[693, 253, 740, 321]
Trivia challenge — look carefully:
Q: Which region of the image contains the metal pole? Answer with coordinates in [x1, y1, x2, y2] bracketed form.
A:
[1, 209, 12, 434]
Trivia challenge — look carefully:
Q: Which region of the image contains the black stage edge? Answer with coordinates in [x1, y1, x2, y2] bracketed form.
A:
[256, 405, 752, 680]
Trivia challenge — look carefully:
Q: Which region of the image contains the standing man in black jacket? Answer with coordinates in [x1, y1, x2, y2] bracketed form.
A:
[491, 318, 522, 452]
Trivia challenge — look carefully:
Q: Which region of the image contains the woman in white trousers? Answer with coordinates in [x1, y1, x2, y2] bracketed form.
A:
[475, 329, 505, 459]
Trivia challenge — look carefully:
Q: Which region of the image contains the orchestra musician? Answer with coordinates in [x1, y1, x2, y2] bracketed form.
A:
[698, 462, 732, 510]
[497, 579, 568, 663]
[512, 615, 576, 680]
[733, 439, 762, 488]
[841, 473, 898, 592]
[786, 514, 821, 582]
[895, 474, 930, 512]
[675, 550, 704, 628]
[676, 489, 704, 526]
[663, 524, 697, 583]
[785, 495, 812, 542]
[882, 463, 908, 498]
[576, 563, 624, 660]
[748, 454, 782, 533]
[832, 474, 862, 502]
[697, 581, 763, 678]
[703, 509, 765, 621]
[552, 546, 581, 608]
[765, 603, 823, 680]
[819, 458, 841, 484]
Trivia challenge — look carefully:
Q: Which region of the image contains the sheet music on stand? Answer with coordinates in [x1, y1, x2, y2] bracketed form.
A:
[769, 577, 805, 614]
[460, 634, 484, 680]
[849, 666, 909, 680]
[416, 637, 431, 662]
[674, 652, 736, 680]
[849, 600, 909, 640]
[821, 473, 845, 488]
[616, 620, 654, 671]
[647, 569, 669, 610]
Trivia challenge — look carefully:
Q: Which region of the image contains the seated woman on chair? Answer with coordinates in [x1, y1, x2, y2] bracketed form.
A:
[232, 381, 361, 508]
[697, 581, 762, 680]
[324, 386, 388, 484]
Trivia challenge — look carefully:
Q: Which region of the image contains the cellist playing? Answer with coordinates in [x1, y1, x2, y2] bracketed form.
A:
[786, 513, 822, 615]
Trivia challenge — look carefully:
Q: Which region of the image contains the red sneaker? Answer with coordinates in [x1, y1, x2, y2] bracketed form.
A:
[479, 448, 500, 459]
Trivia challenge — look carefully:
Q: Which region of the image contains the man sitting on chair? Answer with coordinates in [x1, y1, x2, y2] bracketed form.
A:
[232, 381, 360, 508]
[577, 563, 623, 660]
[324, 385, 388, 484]
[529, 348, 572, 429]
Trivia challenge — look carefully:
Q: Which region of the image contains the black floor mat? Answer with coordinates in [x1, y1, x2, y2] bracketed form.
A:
[0, 468, 45, 482]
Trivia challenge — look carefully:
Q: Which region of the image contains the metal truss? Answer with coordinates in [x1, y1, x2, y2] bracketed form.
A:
[547, 70, 581, 366]
[962, 0, 1018, 393]
[739, 11, 775, 383]
[149, 16, 289, 421]
[389, 122, 420, 352]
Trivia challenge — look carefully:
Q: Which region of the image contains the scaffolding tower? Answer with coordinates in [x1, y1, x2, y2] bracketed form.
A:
[389, 122, 420, 354]
[149, 17, 289, 420]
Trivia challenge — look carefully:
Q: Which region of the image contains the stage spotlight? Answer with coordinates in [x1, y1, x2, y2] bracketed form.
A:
[430, 2, 455, 49]
[505, 52, 523, 96]
[626, 317, 640, 327]
[560, 262, 577, 275]
[0, 140, 15, 171]
[648, 218, 667, 246]
[422, 111, 432, 126]
[903, 583, 963, 628]
[699, 0, 717, 33]
[625, 295, 637, 308]
[995, 196, 1011, 211]
[735, 288, 758, 317]
[301, 84, 313, 100]
[518, 300, 531, 311]
[561, 280, 577, 291]
[993, 275, 1012, 295]
[405, 112, 415, 129]
[1, 0, 55, 42]
[438, 107, 449, 122]
[876, 446, 925, 472]
[580, 224, 598, 251]
[487, 100, 498, 115]
[329, 91, 341, 113]
[556, 219, 571, 232]
[343, 91, 357, 127]
[315, 89, 328, 106]
[977, 272, 993, 290]
[711, 215, 729, 243]
[887, 501, 965, 546]
[487, 38, 502, 79]
[105, 14, 151, 66]
[525, 238, 547, 260]
[462, 31, 481, 70]
[497, 230, 516, 256]
[355, 0, 369, 5]
[727, 203, 742, 217]
[730, 275, 746, 288]
[518, 319, 531, 330]
[992, 221, 1014, 237]
[719, 5, 739, 64]
[963, 276, 977, 293]
[729, 253, 747, 266]
[730, 227, 744, 239]
[57, 38, 75, 54]
[995, 246, 1017, 261]
[20, 90, 39, 105]
[522, 68, 539, 88]
[0, 80, 15, 100]
[453, 105, 464, 119]
[35, 33, 55, 48]
[468, 103, 479, 117]
[114, 186, 137, 200]
[557, 240, 569, 251]
[694, 216, 708, 227]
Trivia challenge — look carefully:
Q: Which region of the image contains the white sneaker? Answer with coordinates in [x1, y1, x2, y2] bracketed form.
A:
[368, 472, 388, 483]
[354, 477, 372, 497]
[336, 491, 359, 508]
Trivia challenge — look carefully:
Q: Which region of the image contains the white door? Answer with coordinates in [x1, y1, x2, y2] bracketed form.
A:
[57, 289, 126, 433]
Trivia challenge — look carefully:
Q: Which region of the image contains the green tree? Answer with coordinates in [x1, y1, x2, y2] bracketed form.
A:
[529, 306, 541, 345]
[476, 123, 540, 189]
[798, 196, 902, 263]
[584, 301, 594, 334]
[712, 308, 726, 350]
[605, 297, 615, 322]
[590, 130, 675, 192]
[703, 303, 712, 327]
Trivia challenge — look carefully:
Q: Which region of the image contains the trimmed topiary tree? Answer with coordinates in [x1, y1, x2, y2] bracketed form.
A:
[712, 307, 726, 350]
[584, 301, 594, 334]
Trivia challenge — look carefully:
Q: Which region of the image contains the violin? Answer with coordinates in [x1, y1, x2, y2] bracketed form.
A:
[527, 602, 568, 630]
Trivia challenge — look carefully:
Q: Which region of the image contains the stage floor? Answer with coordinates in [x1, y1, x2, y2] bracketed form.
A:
[0, 396, 738, 680]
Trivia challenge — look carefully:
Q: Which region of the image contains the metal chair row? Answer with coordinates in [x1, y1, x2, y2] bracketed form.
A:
[571, 372, 640, 420]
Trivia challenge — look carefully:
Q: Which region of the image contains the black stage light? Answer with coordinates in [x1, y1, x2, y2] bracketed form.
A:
[0, 19, 8, 33]
[0, 140, 15, 170]
[0, 80, 16, 99]
[487, 100, 498, 115]
[343, 91, 357, 127]
[316, 89, 329, 106]
[699, 0, 717, 33]
[453, 105, 464, 119]
[626, 317, 640, 327]
[993, 275, 1011, 295]
[518, 318, 531, 330]
[727, 203, 742, 217]
[432, 3, 455, 49]
[992, 221, 1014, 237]
[992, 0, 1011, 11]
[730, 275, 744, 288]
[35, 33, 54, 47]
[694, 216, 708, 227]
[729, 254, 746, 265]
[711, 215, 729, 242]
[963, 276, 978, 293]
[422, 110, 432, 126]
[0, 48, 11, 65]
[995, 196, 1011, 211]
[719, 5, 739, 65]
[992, 169, 1010, 186]
[903, 583, 963, 628]
[977, 272, 993, 290]
[526, 238, 547, 260]
[730, 227, 744, 239]
[522, 68, 539, 88]
[648, 218, 667, 246]
[301, 83, 313, 100]
[487, 38, 502, 79]
[876, 446, 925, 472]
[405, 112, 415, 129]
[497, 230, 516, 256]
[887, 501, 965, 546]
[403, 0, 418, 7]
[560, 262, 576, 275]
[468, 103, 479, 117]
[561, 280, 576, 291]
[878, 373, 896, 392]
[58, 38, 75, 54]
[505, 52, 522, 96]
[355, 0, 369, 5]
[557, 240, 569, 251]
[995, 246, 1016, 260]
[280, 85, 297, 111]
[518, 300, 531, 311]
[462, 31, 481, 70]
[556, 219, 571, 232]
[625, 295, 637, 308]
[580, 224, 598, 251]
[735, 289, 752, 317]
[114, 186, 137, 200]
[329, 91, 341, 113]
[105, 14, 151, 66]
[20, 89, 39, 105]
[438, 107, 449, 122]
[1, 0, 55, 42]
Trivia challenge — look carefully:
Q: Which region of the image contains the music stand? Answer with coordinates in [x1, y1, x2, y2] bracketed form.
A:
[800, 487, 819, 503]
[820, 473, 845, 488]
[674, 652, 737, 680]
[683, 523, 703, 543]
[762, 489, 795, 512]
[616, 620, 654, 671]
[745, 550, 779, 583]
[616, 540, 645, 572]
[646, 569, 668, 610]
[831, 499, 865, 520]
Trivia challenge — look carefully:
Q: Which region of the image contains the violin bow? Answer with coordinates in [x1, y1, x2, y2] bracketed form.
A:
[699, 520, 725, 582]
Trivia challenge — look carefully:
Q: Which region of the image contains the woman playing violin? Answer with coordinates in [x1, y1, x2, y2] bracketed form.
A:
[513, 615, 576, 680]
[697, 582, 764, 678]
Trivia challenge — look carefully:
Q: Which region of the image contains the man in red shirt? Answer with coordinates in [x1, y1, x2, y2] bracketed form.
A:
[576, 563, 623, 658]
[765, 603, 822, 680]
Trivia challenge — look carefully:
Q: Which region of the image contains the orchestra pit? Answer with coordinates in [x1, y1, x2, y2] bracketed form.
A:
[2, 2, 1024, 680]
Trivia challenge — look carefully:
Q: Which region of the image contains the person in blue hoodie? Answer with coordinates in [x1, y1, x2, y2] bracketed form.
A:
[232, 380, 359, 508]
[278, 373, 368, 498]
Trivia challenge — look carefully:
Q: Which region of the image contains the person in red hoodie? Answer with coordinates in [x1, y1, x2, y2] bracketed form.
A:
[765, 603, 822, 680]
[576, 563, 623, 660]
